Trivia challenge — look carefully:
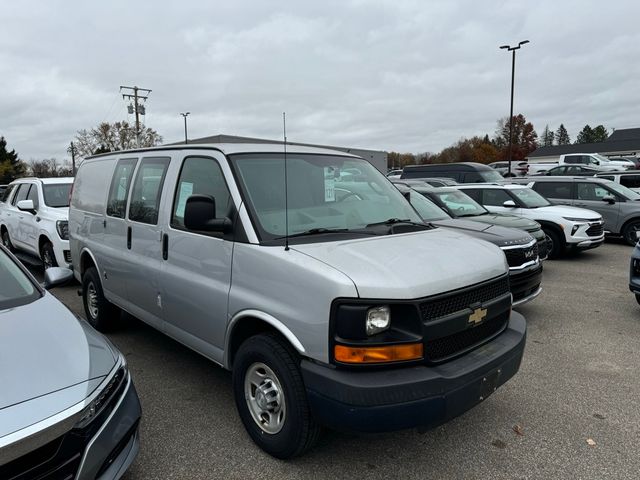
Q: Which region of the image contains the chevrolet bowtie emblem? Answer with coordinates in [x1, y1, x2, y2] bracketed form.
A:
[469, 307, 487, 325]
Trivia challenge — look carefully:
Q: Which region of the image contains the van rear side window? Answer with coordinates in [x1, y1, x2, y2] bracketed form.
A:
[107, 158, 137, 218]
[128, 157, 170, 225]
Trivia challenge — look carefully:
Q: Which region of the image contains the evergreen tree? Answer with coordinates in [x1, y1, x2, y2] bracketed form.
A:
[0, 136, 26, 184]
[555, 124, 570, 145]
[540, 125, 554, 146]
[576, 125, 594, 144]
[592, 125, 609, 142]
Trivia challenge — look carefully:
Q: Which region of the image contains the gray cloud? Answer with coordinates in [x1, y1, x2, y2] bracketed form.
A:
[1, 0, 639, 161]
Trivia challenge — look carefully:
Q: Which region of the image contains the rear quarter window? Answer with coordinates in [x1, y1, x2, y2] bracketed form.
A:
[532, 182, 573, 200]
[73, 159, 116, 213]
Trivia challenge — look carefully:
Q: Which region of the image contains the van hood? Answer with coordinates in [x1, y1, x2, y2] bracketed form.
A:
[432, 219, 533, 247]
[0, 293, 116, 414]
[292, 228, 508, 299]
[529, 205, 602, 220]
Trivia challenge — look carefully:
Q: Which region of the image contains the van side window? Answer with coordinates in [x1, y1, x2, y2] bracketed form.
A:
[481, 189, 511, 206]
[533, 182, 572, 199]
[171, 156, 232, 230]
[620, 175, 640, 189]
[128, 157, 170, 225]
[107, 158, 138, 218]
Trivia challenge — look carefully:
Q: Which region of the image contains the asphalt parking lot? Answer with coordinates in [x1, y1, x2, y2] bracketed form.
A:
[40, 241, 640, 480]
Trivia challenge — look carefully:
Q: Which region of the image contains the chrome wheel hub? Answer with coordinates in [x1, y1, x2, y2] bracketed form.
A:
[87, 282, 99, 319]
[244, 362, 286, 434]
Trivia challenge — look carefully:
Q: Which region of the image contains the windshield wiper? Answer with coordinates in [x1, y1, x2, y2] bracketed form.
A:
[365, 218, 429, 228]
[275, 228, 350, 239]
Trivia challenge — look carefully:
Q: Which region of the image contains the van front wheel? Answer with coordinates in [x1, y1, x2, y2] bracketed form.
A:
[232, 333, 320, 459]
[82, 267, 118, 331]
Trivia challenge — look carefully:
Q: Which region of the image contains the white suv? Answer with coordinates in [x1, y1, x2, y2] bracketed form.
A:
[0, 177, 73, 268]
[455, 184, 605, 258]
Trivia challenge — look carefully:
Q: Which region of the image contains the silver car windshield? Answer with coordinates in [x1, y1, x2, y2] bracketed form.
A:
[231, 154, 422, 240]
[0, 250, 39, 309]
[407, 191, 450, 221]
[433, 190, 487, 217]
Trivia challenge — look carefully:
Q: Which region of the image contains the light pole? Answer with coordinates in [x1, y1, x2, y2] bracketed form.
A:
[500, 40, 529, 177]
[180, 112, 190, 144]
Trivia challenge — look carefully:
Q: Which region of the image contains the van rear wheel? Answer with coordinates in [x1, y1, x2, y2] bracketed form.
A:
[82, 267, 118, 331]
[232, 333, 320, 459]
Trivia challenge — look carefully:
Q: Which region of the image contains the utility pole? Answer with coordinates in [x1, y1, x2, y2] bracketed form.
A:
[69, 142, 77, 175]
[120, 85, 152, 147]
[499, 40, 529, 177]
[180, 112, 190, 144]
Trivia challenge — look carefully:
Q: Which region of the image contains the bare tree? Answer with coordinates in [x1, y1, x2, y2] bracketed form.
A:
[74, 121, 163, 158]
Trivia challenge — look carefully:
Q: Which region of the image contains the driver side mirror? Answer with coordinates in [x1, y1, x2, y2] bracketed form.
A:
[17, 199, 36, 214]
[602, 195, 616, 204]
[43, 267, 74, 290]
[503, 200, 516, 208]
[184, 195, 232, 233]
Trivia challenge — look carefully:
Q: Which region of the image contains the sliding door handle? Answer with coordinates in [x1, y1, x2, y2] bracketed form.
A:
[127, 226, 132, 249]
[162, 233, 169, 260]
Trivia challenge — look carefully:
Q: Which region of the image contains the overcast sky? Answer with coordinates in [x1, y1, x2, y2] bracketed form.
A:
[2, 0, 639, 161]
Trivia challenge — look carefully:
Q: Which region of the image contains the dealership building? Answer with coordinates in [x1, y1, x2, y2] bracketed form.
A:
[528, 127, 640, 161]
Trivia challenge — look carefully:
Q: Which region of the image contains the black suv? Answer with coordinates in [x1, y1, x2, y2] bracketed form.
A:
[401, 162, 504, 183]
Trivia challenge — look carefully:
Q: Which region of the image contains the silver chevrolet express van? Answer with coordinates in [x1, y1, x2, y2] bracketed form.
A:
[69, 143, 527, 458]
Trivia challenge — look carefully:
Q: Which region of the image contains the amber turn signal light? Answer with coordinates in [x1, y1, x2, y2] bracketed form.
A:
[334, 343, 423, 364]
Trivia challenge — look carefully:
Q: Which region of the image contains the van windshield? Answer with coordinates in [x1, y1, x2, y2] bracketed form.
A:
[231, 154, 422, 241]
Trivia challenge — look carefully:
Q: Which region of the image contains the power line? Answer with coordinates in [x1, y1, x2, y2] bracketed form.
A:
[120, 85, 152, 147]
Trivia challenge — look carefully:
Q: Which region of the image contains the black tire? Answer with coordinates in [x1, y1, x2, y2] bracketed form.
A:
[622, 220, 640, 246]
[636, 294, 640, 306]
[1, 228, 14, 252]
[41, 241, 58, 269]
[543, 228, 565, 259]
[82, 266, 118, 331]
[232, 333, 320, 459]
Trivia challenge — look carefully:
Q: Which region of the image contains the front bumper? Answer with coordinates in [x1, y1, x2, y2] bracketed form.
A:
[52, 240, 71, 268]
[510, 263, 543, 306]
[570, 236, 605, 250]
[302, 311, 526, 433]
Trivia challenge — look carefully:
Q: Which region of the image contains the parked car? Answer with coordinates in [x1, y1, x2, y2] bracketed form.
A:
[512, 176, 640, 245]
[608, 156, 640, 169]
[70, 143, 527, 458]
[398, 182, 548, 259]
[629, 241, 640, 304]
[401, 162, 505, 183]
[488, 161, 529, 177]
[528, 153, 632, 174]
[536, 165, 600, 176]
[455, 184, 604, 258]
[596, 170, 640, 193]
[394, 183, 543, 305]
[0, 245, 141, 478]
[0, 177, 73, 268]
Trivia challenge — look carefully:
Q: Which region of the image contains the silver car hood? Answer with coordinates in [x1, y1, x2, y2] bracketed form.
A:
[0, 293, 116, 413]
[292, 228, 508, 299]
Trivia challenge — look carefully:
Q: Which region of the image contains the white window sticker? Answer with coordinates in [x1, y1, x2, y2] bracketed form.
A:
[324, 167, 336, 202]
[175, 182, 194, 217]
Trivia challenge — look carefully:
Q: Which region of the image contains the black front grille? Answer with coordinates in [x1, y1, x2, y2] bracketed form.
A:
[537, 238, 548, 259]
[419, 276, 510, 320]
[0, 369, 127, 480]
[586, 223, 604, 237]
[424, 312, 509, 362]
[504, 243, 538, 268]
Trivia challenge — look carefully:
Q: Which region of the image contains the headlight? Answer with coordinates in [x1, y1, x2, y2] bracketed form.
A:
[56, 220, 69, 240]
[75, 359, 127, 429]
[366, 305, 391, 336]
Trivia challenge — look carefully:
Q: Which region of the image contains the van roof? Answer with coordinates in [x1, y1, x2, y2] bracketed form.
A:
[403, 162, 494, 172]
[86, 143, 360, 160]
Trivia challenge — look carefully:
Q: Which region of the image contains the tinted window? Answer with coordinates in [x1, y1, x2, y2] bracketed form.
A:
[1, 185, 16, 203]
[172, 156, 232, 229]
[564, 156, 580, 164]
[620, 175, 640, 189]
[107, 159, 137, 218]
[129, 157, 170, 225]
[463, 172, 483, 183]
[599, 175, 614, 181]
[532, 182, 573, 199]
[461, 188, 482, 202]
[576, 183, 611, 201]
[546, 166, 565, 175]
[26, 184, 39, 209]
[12, 184, 30, 205]
[0, 249, 39, 309]
[43, 184, 71, 208]
[481, 189, 512, 206]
